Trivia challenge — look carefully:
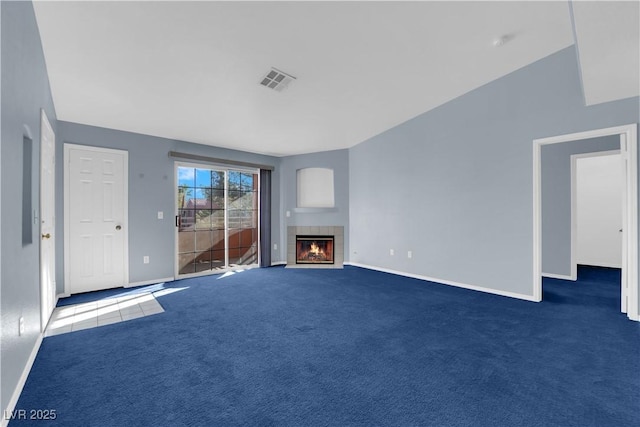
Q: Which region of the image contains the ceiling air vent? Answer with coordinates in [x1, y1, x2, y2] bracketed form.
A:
[259, 68, 296, 92]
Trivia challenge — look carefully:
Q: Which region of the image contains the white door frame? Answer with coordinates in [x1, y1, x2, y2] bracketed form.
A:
[63, 143, 129, 295]
[39, 109, 56, 331]
[533, 124, 638, 321]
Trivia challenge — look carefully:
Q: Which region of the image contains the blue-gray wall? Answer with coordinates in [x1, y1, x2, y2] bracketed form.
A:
[1, 0, 58, 414]
[56, 121, 282, 290]
[278, 149, 350, 261]
[349, 46, 639, 298]
[542, 135, 620, 277]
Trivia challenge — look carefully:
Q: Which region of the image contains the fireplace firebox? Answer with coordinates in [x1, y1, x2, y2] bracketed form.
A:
[296, 235, 334, 264]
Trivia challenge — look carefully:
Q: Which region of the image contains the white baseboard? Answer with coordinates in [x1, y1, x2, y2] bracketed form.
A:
[127, 277, 174, 288]
[270, 261, 286, 266]
[2, 333, 44, 427]
[542, 272, 576, 281]
[345, 262, 539, 302]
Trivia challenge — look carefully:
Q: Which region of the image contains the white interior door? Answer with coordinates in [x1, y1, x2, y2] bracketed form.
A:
[39, 110, 56, 331]
[65, 144, 128, 294]
[576, 153, 623, 268]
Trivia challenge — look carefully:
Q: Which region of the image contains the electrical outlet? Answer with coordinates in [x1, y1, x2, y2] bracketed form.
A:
[19, 317, 25, 336]
[143, 256, 150, 264]
[408, 251, 413, 259]
[273, 243, 278, 250]
[286, 211, 291, 217]
[157, 211, 163, 219]
[390, 249, 394, 256]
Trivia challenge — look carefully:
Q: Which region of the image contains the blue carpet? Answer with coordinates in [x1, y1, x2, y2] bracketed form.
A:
[11, 266, 640, 426]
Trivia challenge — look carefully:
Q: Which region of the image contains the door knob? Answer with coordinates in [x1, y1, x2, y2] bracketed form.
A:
[42, 233, 51, 239]
[116, 225, 122, 230]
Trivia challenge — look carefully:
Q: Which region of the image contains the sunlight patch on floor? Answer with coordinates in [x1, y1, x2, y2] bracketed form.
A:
[45, 292, 165, 337]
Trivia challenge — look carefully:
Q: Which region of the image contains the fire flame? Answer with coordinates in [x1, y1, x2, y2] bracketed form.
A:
[297, 240, 331, 262]
[310, 242, 322, 256]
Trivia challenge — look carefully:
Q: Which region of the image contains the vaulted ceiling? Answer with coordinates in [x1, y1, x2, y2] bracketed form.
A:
[33, 1, 639, 157]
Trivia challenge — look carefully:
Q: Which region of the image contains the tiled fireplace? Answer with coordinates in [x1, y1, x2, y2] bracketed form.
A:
[287, 226, 344, 269]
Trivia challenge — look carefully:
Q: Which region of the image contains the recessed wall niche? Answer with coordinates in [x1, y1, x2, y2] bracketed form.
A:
[22, 135, 33, 245]
[296, 167, 335, 208]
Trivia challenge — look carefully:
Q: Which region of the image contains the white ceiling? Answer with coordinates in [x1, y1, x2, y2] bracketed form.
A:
[32, 1, 637, 157]
[572, 1, 640, 106]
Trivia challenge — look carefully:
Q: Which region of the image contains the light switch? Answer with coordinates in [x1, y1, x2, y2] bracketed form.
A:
[157, 211, 163, 219]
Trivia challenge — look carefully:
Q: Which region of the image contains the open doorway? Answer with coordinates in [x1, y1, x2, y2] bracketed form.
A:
[573, 151, 623, 270]
[533, 124, 638, 321]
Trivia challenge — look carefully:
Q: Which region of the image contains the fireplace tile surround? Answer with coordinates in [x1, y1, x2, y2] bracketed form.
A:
[287, 226, 344, 268]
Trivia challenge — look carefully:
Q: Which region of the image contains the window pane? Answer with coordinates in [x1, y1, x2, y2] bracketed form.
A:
[238, 192, 254, 210]
[241, 173, 253, 191]
[179, 253, 195, 275]
[195, 251, 211, 272]
[195, 169, 211, 188]
[240, 228, 255, 247]
[212, 171, 225, 189]
[228, 171, 241, 191]
[244, 245, 258, 265]
[233, 246, 257, 266]
[228, 252, 241, 266]
[242, 211, 257, 229]
[211, 250, 225, 269]
[212, 229, 225, 250]
[228, 229, 241, 248]
[208, 189, 224, 208]
[178, 232, 194, 253]
[178, 186, 195, 209]
[195, 231, 212, 252]
[195, 262, 211, 273]
[228, 190, 242, 206]
[211, 209, 225, 229]
[178, 167, 195, 187]
[179, 188, 197, 209]
[227, 210, 242, 229]
[195, 210, 212, 230]
[178, 209, 195, 230]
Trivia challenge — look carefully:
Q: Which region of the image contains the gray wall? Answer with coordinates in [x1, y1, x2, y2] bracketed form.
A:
[278, 149, 350, 262]
[542, 135, 620, 277]
[1, 0, 58, 414]
[349, 46, 639, 297]
[56, 122, 281, 290]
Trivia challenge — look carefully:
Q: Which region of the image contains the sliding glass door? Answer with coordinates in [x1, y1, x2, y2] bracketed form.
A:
[176, 164, 259, 277]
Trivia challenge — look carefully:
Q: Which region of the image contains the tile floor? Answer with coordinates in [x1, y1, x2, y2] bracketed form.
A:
[45, 292, 164, 337]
